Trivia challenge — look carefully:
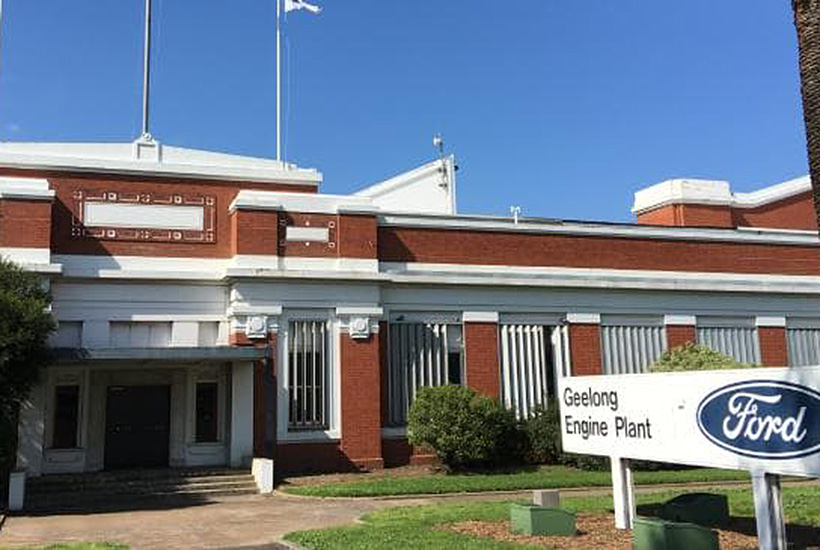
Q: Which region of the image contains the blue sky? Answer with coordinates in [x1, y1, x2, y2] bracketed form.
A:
[0, 1, 807, 222]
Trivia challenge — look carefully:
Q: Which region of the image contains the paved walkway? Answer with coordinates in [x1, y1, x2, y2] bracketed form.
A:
[1, 479, 818, 549]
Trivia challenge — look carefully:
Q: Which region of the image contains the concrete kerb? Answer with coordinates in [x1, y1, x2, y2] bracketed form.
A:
[275, 477, 820, 504]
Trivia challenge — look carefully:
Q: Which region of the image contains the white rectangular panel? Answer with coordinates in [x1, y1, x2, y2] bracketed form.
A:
[84, 202, 204, 231]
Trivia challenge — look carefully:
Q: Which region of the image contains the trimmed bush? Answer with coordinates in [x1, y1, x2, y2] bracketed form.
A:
[522, 403, 562, 464]
[408, 385, 519, 469]
[649, 343, 759, 372]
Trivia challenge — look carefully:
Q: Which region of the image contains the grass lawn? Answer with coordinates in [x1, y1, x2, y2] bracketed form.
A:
[282, 465, 750, 497]
[285, 486, 820, 549]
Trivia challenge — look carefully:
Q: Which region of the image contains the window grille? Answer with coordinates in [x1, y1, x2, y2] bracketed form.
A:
[387, 323, 462, 427]
[500, 324, 552, 419]
[787, 328, 820, 367]
[601, 325, 666, 375]
[288, 320, 329, 431]
[697, 323, 760, 364]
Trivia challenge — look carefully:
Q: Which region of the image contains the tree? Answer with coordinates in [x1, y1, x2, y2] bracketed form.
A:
[0, 258, 55, 477]
[793, 0, 820, 229]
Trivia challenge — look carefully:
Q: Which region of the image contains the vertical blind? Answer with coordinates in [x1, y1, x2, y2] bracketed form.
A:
[697, 326, 761, 364]
[787, 329, 820, 367]
[288, 320, 329, 431]
[387, 323, 462, 427]
[500, 324, 550, 419]
[601, 325, 666, 375]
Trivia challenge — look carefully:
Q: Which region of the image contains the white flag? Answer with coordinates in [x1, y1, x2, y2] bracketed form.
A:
[284, 0, 321, 14]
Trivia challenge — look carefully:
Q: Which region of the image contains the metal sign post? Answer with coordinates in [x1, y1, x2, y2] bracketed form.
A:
[751, 472, 787, 550]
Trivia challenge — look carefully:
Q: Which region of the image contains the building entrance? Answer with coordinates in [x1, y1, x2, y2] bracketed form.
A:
[104, 385, 171, 469]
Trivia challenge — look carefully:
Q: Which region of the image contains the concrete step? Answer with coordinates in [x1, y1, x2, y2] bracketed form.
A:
[24, 468, 259, 513]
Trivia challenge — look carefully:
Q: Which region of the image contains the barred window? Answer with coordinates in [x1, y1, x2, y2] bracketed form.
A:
[601, 316, 666, 375]
[52, 385, 80, 449]
[697, 317, 760, 364]
[787, 319, 820, 367]
[387, 323, 463, 427]
[500, 324, 553, 419]
[288, 320, 330, 431]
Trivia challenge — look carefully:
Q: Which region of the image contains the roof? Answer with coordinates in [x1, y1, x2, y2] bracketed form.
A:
[0, 139, 322, 187]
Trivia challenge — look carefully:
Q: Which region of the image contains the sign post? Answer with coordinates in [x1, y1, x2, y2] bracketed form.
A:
[558, 367, 820, 550]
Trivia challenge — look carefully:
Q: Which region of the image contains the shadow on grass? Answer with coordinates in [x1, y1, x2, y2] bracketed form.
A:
[636, 503, 820, 550]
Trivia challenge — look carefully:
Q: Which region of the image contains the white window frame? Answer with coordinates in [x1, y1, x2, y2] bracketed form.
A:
[276, 310, 341, 442]
[187, 366, 228, 447]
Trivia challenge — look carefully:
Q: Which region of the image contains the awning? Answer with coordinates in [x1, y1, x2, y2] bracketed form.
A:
[54, 347, 267, 363]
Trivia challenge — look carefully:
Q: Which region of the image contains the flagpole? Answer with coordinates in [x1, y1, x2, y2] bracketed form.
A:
[141, 0, 152, 139]
[276, 0, 282, 161]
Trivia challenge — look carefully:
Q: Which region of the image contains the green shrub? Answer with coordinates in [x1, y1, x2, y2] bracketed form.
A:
[521, 403, 562, 464]
[649, 343, 759, 372]
[408, 385, 519, 469]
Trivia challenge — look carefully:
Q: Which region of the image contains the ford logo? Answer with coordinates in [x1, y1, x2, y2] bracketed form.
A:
[697, 381, 820, 459]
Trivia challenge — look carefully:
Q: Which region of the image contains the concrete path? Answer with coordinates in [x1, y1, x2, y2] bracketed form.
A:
[1, 479, 818, 549]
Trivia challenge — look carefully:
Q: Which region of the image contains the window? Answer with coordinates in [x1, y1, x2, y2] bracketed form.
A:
[195, 382, 219, 443]
[386, 323, 463, 427]
[52, 385, 80, 449]
[500, 324, 554, 419]
[697, 317, 760, 364]
[288, 320, 330, 431]
[601, 316, 666, 375]
[787, 319, 820, 367]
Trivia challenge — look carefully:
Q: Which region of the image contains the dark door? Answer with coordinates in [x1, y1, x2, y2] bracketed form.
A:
[105, 385, 171, 469]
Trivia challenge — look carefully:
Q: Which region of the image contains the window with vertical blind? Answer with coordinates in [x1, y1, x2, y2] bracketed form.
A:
[287, 319, 330, 431]
[600, 316, 666, 375]
[499, 324, 553, 419]
[386, 322, 463, 427]
[787, 319, 820, 367]
[697, 317, 760, 364]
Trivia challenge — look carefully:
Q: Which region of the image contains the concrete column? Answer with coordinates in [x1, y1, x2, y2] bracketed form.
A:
[230, 361, 254, 468]
[463, 312, 500, 398]
[664, 315, 697, 350]
[757, 317, 788, 367]
[567, 314, 602, 376]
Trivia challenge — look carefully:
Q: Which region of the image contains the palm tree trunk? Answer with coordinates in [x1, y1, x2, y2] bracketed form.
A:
[793, 0, 820, 230]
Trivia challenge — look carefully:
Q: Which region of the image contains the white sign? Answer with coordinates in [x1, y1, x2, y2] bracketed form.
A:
[559, 367, 820, 478]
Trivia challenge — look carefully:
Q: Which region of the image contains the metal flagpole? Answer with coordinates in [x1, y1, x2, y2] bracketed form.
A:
[141, 0, 152, 139]
[276, 0, 282, 161]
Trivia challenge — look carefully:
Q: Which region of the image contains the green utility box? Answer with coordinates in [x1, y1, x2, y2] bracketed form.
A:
[632, 516, 719, 550]
[660, 493, 730, 527]
[509, 504, 576, 536]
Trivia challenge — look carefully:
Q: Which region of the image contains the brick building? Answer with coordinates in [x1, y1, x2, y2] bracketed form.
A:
[3, 140, 819, 479]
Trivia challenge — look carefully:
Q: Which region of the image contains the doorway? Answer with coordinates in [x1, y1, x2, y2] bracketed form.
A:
[104, 385, 171, 469]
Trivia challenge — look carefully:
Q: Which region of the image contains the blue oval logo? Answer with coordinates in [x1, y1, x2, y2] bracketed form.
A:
[697, 380, 820, 459]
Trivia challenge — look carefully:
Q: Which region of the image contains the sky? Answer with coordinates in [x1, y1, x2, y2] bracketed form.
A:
[0, 1, 808, 222]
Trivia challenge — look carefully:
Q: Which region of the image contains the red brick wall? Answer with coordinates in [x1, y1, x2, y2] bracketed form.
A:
[340, 333, 384, 470]
[733, 192, 817, 231]
[464, 322, 500, 399]
[666, 325, 696, 350]
[253, 360, 267, 457]
[0, 199, 52, 248]
[759, 327, 789, 367]
[569, 324, 602, 375]
[231, 210, 279, 256]
[338, 214, 378, 259]
[381, 438, 437, 468]
[378, 227, 820, 276]
[276, 442, 359, 474]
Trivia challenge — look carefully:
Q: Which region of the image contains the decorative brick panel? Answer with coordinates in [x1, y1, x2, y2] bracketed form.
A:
[569, 323, 603, 376]
[378, 227, 820, 276]
[279, 212, 338, 258]
[666, 325, 697, 350]
[340, 334, 384, 470]
[464, 322, 500, 399]
[0, 199, 52, 248]
[758, 327, 789, 367]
